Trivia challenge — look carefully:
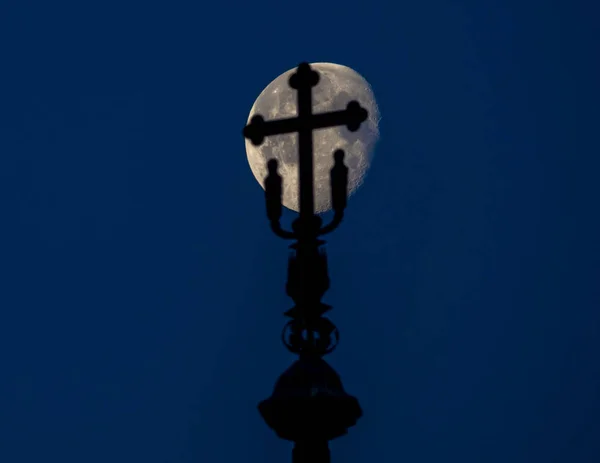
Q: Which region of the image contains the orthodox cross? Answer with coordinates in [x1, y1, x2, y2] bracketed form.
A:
[243, 62, 368, 220]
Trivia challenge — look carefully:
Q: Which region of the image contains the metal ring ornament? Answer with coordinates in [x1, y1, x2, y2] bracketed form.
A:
[281, 319, 340, 355]
[281, 320, 303, 354]
[323, 322, 340, 354]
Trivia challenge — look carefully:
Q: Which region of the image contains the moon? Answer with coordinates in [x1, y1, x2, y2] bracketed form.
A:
[245, 62, 380, 213]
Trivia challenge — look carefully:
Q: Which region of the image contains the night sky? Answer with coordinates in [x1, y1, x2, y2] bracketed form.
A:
[2, 1, 599, 462]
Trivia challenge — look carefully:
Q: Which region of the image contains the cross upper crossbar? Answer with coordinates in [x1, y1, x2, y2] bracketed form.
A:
[243, 62, 368, 218]
[244, 102, 367, 146]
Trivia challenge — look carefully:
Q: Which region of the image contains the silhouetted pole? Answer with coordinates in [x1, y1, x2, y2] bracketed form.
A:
[243, 62, 368, 463]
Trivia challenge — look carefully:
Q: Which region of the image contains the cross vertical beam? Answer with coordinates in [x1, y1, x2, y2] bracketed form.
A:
[295, 66, 316, 218]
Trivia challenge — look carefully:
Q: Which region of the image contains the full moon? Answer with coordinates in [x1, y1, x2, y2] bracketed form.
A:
[245, 62, 380, 213]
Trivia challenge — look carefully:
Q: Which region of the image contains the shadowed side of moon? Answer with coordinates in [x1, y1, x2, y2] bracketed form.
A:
[245, 62, 380, 213]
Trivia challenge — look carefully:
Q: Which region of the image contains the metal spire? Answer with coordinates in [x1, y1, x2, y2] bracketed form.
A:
[243, 62, 368, 463]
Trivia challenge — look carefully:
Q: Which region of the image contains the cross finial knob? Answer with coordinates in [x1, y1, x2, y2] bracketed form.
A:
[244, 115, 266, 146]
[345, 101, 368, 132]
[289, 62, 320, 89]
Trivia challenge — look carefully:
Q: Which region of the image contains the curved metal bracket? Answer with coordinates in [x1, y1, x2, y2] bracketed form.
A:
[317, 211, 344, 236]
[270, 220, 297, 240]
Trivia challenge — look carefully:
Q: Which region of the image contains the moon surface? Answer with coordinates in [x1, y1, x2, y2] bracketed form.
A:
[245, 62, 380, 213]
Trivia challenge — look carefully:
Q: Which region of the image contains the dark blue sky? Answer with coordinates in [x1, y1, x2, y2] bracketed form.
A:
[1, 1, 599, 462]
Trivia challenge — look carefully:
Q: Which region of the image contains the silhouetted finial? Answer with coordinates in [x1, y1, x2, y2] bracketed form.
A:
[265, 159, 282, 222]
[331, 149, 348, 213]
[333, 149, 345, 163]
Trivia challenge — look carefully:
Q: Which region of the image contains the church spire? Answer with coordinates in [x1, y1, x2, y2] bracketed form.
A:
[243, 62, 367, 463]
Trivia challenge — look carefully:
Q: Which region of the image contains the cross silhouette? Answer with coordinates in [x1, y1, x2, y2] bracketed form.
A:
[243, 62, 369, 218]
